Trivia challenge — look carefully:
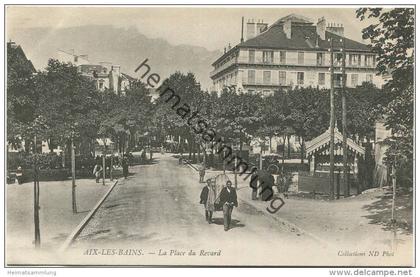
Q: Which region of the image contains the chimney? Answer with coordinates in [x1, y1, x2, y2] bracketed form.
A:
[246, 19, 256, 40]
[283, 18, 292, 39]
[316, 17, 326, 40]
[257, 19, 268, 34]
[327, 22, 344, 36]
[241, 17, 244, 43]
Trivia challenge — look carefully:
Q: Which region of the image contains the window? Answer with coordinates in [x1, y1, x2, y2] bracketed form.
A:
[351, 74, 358, 87]
[280, 51, 286, 64]
[334, 53, 343, 66]
[365, 55, 375, 67]
[366, 74, 373, 83]
[297, 72, 304, 85]
[98, 80, 104, 90]
[333, 74, 343, 87]
[318, 73, 325, 85]
[248, 89, 255, 94]
[263, 51, 274, 64]
[249, 50, 255, 63]
[298, 52, 305, 65]
[279, 71, 286, 85]
[248, 70, 256, 84]
[316, 53, 324, 66]
[349, 54, 362, 66]
[263, 71, 271, 85]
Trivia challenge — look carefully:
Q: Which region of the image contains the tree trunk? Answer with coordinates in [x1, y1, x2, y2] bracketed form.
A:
[48, 138, 54, 153]
[287, 135, 291, 159]
[300, 137, 305, 164]
[282, 135, 286, 158]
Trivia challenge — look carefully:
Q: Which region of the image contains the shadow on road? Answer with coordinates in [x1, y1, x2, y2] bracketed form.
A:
[362, 190, 413, 235]
[211, 218, 245, 229]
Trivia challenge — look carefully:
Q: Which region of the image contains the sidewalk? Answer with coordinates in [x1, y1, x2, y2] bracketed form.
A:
[189, 163, 413, 252]
[6, 177, 116, 257]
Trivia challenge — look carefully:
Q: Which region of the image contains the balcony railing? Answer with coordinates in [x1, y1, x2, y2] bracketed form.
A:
[210, 58, 237, 77]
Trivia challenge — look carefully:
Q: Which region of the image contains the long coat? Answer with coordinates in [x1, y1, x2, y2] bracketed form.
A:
[219, 187, 238, 207]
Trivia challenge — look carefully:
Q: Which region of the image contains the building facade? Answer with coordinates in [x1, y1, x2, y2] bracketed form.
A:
[57, 50, 135, 95]
[210, 14, 383, 95]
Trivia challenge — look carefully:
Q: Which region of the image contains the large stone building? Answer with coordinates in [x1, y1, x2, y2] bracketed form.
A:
[210, 14, 383, 95]
[57, 49, 135, 95]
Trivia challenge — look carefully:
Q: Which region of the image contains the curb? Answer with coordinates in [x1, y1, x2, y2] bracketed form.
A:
[59, 179, 119, 252]
[184, 160, 331, 248]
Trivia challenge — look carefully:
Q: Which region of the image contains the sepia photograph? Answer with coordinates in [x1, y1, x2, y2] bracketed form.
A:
[4, 3, 415, 269]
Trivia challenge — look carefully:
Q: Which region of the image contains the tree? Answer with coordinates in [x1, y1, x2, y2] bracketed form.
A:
[288, 87, 330, 162]
[357, 8, 414, 186]
[34, 59, 100, 154]
[7, 43, 37, 150]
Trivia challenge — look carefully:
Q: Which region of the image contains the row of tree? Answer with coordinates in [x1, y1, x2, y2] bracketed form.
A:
[7, 8, 413, 187]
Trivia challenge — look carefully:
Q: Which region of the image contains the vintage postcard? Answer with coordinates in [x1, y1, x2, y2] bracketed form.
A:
[4, 4, 415, 268]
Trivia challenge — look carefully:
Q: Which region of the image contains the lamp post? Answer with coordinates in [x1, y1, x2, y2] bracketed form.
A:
[33, 134, 41, 247]
[328, 38, 336, 200]
[71, 131, 77, 213]
[340, 39, 349, 198]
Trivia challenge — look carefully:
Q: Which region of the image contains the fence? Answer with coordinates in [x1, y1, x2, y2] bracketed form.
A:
[298, 171, 358, 196]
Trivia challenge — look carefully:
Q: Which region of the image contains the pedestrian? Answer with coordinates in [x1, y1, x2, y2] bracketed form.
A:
[122, 155, 129, 179]
[16, 166, 23, 185]
[250, 171, 258, 200]
[199, 179, 216, 224]
[219, 180, 238, 231]
[93, 163, 103, 183]
[199, 163, 206, 183]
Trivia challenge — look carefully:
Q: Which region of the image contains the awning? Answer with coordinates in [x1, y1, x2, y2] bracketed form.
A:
[305, 127, 365, 157]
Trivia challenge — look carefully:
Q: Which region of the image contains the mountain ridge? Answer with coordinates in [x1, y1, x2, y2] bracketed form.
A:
[8, 24, 221, 89]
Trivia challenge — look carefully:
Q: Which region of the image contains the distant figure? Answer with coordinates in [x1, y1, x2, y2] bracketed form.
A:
[277, 171, 290, 199]
[93, 163, 103, 183]
[199, 164, 206, 183]
[200, 179, 216, 224]
[219, 180, 238, 231]
[178, 155, 183, 165]
[16, 166, 23, 185]
[250, 171, 258, 200]
[122, 155, 129, 179]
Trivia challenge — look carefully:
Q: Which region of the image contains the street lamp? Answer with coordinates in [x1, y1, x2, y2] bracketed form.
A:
[71, 123, 78, 213]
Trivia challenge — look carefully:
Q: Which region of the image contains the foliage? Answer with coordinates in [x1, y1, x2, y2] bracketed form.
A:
[357, 8, 414, 186]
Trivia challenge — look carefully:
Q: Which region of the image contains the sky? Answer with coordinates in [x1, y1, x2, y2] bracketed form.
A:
[6, 6, 377, 52]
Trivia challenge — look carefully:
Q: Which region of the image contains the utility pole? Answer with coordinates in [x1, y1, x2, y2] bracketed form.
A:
[341, 38, 349, 198]
[110, 152, 113, 181]
[329, 38, 336, 200]
[234, 155, 238, 189]
[33, 135, 41, 247]
[257, 140, 264, 200]
[71, 134, 77, 213]
[102, 139, 106, 186]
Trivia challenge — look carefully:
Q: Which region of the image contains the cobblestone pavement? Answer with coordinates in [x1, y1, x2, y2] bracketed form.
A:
[68, 154, 324, 266]
[59, 154, 411, 266]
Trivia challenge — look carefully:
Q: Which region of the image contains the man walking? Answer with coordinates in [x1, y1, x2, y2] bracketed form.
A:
[122, 154, 129, 179]
[199, 163, 206, 183]
[219, 180, 238, 231]
[250, 171, 258, 200]
[199, 179, 216, 224]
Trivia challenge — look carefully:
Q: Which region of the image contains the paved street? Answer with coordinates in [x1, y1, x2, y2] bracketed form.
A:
[66, 154, 322, 265]
[52, 154, 410, 266]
